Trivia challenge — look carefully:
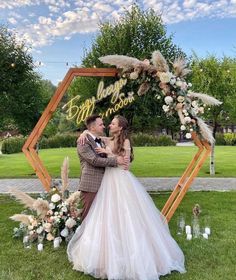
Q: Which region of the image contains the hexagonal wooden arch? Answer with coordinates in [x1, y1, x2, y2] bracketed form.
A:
[22, 67, 211, 222]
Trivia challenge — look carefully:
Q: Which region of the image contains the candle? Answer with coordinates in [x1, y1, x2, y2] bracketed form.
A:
[203, 233, 208, 239]
[185, 225, 191, 234]
[186, 233, 192, 240]
[205, 227, 211, 235]
[37, 243, 43, 251]
[53, 237, 60, 248]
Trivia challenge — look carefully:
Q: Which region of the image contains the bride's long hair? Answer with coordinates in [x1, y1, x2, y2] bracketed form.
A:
[112, 115, 134, 162]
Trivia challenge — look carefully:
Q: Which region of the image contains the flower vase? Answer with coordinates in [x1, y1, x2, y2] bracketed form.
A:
[23, 235, 31, 249]
[177, 214, 185, 235]
[192, 216, 200, 238]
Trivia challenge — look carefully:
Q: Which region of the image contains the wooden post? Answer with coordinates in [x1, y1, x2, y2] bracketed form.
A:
[161, 132, 211, 222]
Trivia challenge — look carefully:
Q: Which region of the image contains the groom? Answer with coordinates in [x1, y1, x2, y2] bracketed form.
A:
[77, 114, 128, 221]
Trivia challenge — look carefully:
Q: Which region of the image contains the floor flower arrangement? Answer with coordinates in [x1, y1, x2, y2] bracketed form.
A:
[10, 157, 82, 250]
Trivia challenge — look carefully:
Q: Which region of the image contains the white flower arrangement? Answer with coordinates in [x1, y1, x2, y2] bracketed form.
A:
[10, 157, 82, 249]
[99, 51, 222, 144]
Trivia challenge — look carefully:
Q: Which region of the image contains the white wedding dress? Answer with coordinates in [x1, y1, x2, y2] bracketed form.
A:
[67, 166, 186, 280]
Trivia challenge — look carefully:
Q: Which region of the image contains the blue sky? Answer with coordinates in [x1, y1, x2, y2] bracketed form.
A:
[1, 0, 236, 85]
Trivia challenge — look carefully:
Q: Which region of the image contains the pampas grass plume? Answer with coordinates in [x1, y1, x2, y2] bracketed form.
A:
[10, 214, 31, 225]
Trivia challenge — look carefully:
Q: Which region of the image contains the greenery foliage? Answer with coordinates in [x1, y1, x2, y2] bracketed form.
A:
[1, 137, 26, 154]
[0, 25, 53, 135]
[40, 134, 77, 149]
[190, 54, 236, 137]
[215, 133, 226, 145]
[131, 133, 176, 146]
[1, 132, 177, 154]
[223, 132, 236, 145]
[215, 133, 236, 146]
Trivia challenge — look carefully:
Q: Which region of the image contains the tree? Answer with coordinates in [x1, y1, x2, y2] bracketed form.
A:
[0, 25, 50, 135]
[190, 54, 236, 136]
[190, 54, 236, 174]
[69, 4, 185, 133]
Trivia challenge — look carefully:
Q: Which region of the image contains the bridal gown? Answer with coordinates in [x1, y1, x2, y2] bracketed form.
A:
[67, 166, 186, 280]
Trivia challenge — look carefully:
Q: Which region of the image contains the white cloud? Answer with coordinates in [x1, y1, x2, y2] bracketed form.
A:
[2, 0, 236, 48]
[48, 5, 60, 13]
[183, 0, 196, 9]
[0, 0, 39, 9]
[8, 17, 17, 24]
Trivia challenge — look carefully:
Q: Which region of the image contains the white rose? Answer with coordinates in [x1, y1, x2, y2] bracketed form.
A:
[184, 116, 192, 123]
[28, 225, 33, 230]
[162, 105, 169, 112]
[65, 218, 77, 229]
[175, 80, 183, 87]
[49, 203, 55, 210]
[36, 226, 44, 234]
[191, 101, 197, 107]
[198, 107, 204, 114]
[164, 96, 173, 105]
[180, 125, 186, 131]
[188, 82, 192, 87]
[185, 133, 192, 139]
[51, 194, 61, 203]
[159, 72, 172, 83]
[177, 96, 185, 103]
[61, 206, 68, 213]
[130, 71, 139, 80]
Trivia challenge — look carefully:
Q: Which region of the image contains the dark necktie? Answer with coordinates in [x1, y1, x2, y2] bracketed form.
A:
[95, 137, 102, 145]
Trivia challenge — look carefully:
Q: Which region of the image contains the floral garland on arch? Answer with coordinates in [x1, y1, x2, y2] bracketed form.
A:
[10, 157, 82, 250]
[99, 51, 222, 144]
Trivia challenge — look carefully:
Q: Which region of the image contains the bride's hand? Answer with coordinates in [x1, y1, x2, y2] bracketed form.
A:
[77, 130, 88, 145]
[95, 147, 107, 154]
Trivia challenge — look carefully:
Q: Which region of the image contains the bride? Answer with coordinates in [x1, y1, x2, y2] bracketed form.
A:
[67, 115, 186, 280]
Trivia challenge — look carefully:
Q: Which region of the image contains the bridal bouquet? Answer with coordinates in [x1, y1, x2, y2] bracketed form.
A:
[99, 51, 222, 144]
[10, 157, 82, 247]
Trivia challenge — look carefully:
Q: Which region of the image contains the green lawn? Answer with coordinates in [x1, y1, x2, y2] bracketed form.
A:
[0, 146, 235, 178]
[1, 191, 235, 280]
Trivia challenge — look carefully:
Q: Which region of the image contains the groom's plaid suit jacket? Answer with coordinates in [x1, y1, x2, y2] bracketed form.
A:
[77, 134, 117, 193]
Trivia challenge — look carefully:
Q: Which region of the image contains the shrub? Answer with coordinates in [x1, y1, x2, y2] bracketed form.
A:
[1, 137, 26, 154]
[223, 133, 236, 146]
[131, 133, 176, 146]
[39, 134, 77, 149]
[215, 133, 226, 145]
[1, 132, 176, 154]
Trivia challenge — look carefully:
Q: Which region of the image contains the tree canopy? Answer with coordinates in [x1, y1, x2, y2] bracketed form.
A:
[190, 54, 236, 136]
[0, 25, 51, 135]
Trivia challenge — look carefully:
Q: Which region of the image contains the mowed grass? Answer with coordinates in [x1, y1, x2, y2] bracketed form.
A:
[0, 146, 235, 178]
[1, 191, 236, 280]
